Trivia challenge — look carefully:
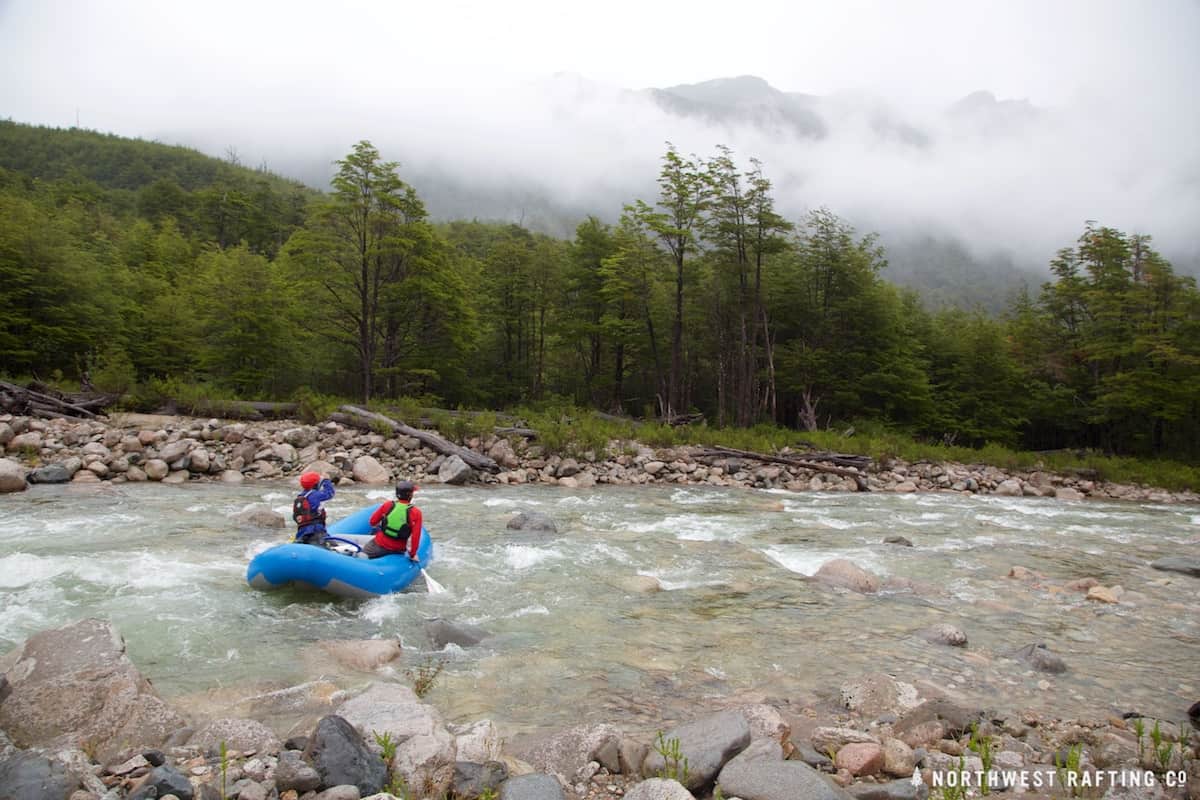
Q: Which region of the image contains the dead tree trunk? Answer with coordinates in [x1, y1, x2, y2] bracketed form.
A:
[333, 405, 500, 473]
[697, 445, 872, 491]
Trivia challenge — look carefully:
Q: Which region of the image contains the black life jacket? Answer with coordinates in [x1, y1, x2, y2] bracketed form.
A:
[293, 491, 327, 528]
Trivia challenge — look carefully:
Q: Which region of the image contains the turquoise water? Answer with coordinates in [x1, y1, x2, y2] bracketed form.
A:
[1, 481, 1197, 736]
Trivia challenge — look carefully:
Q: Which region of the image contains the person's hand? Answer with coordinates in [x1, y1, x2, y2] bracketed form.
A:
[408, 555, 419, 563]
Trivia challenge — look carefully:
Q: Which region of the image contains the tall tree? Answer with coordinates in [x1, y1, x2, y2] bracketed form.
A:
[285, 141, 431, 403]
[630, 144, 708, 418]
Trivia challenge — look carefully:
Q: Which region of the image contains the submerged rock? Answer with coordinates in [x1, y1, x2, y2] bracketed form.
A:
[1012, 642, 1068, 673]
[1149, 557, 1200, 578]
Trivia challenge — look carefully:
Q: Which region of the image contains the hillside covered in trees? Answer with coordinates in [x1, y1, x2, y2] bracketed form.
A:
[2, 121, 1198, 460]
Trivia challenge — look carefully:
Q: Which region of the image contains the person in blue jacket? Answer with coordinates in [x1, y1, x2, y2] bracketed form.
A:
[293, 471, 335, 545]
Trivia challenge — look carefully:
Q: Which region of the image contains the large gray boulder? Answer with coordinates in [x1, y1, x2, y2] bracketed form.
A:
[0, 619, 188, 760]
[438, 454, 473, 485]
[499, 772, 567, 800]
[511, 723, 622, 785]
[303, 715, 387, 795]
[0, 750, 82, 800]
[506, 510, 559, 534]
[426, 618, 490, 650]
[127, 763, 194, 800]
[623, 778, 697, 799]
[1150, 557, 1200, 577]
[27, 463, 74, 484]
[641, 710, 750, 793]
[1012, 642, 1068, 673]
[335, 683, 455, 798]
[351, 456, 390, 484]
[814, 559, 880, 594]
[189, 717, 281, 755]
[717, 750, 853, 800]
[0, 458, 27, 493]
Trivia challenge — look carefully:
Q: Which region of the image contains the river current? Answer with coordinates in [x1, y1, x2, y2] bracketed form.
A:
[1, 482, 1197, 737]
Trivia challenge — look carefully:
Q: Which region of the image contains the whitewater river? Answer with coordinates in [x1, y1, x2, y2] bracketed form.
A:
[1, 482, 1197, 737]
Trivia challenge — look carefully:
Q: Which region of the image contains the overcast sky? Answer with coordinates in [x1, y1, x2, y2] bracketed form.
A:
[2, 0, 1198, 264]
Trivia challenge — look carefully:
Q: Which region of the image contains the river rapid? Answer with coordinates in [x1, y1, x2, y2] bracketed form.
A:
[1, 482, 1197, 738]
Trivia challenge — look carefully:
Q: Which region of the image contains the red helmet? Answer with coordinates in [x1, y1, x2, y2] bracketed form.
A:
[299, 472, 321, 490]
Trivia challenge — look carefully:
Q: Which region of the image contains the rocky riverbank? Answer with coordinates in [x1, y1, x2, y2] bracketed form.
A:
[1, 619, 1196, 800]
[0, 413, 1196, 504]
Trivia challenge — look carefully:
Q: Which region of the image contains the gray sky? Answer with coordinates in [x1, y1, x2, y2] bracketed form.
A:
[2, 0, 1198, 263]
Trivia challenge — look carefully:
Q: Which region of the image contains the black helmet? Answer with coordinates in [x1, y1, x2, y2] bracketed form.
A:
[395, 479, 417, 498]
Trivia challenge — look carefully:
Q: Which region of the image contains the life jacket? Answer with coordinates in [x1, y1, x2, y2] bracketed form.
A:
[381, 500, 414, 541]
[292, 491, 327, 529]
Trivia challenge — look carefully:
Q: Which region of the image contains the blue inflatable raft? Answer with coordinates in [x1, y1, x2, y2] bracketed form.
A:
[246, 503, 433, 598]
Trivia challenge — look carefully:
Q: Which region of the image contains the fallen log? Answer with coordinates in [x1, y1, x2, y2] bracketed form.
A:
[333, 405, 500, 473]
[0, 380, 98, 418]
[696, 445, 871, 492]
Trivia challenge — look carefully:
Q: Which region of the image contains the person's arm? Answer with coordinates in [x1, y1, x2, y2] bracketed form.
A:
[368, 501, 393, 528]
[407, 506, 423, 559]
[314, 479, 336, 503]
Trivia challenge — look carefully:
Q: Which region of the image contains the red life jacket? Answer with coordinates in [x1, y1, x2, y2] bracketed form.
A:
[292, 491, 327, 528]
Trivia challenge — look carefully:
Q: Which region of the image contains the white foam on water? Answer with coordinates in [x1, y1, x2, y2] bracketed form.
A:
[669, 488, 737, 506]
[503, 544, 562, 570]
[261, 492, 289, 502]
[787, 514, 863, 531]
[225, 648, 240, 661]
[626, 515, 728, 541]
[705, 666, 727, 679]
[507, 605, 550, 617]
[638, 568, 721, 591]
[581, 542, 633, 565]
[556, 495, 603, 507]
[482, 497, 521, 507]
[760, 546, 889, 577]
[975, 514, 1036, 531]
[0, 552, 72, 587]
[1191, 515, 1200, 525]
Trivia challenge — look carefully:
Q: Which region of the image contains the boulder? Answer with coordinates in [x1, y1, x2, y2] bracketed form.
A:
[641, 710, 750, 793]
[499, 773, 567, 800]
[8, 431, 43, 451]
[920, 624, 968, 647]
[487, 439, 520, 469]
[511, 723, 622, 785]
[237, 506, 287, 529]
[189, 717, 281, 755]
[623, 778, 696, 800]
[317, 639, 403, 672]
[0, 619, 188, 760]
[157, 439, 194, 464]
[144, 459, 170, 480]
[451, 719, 504, 764]
[506, 511, 559, 534]
[1012, 643, 1068, 673]
[438, 454, 473, 485]
[1149, 557, 1200, 578]
[0, 458, 28, 493]
[335, 683, 455, 798]
[274, 750, 323, 793]
[839, 673, 919, 718]
[27, 463, 74, 484]
[453, 760, 508, 799]
[126, 764, 194, 800]
[284, 427, 320, 448]
[994, 479, 1023, 496]
[0, 750, 82, 800]
[835, 742, 884, 776]
[814, 559, 880, 594]
[303, 715, 387, 796]
[717, 750, 853, 800]
[1054, 487, 1086, 501]
[848, 779, 929, 800]
[892, 700, 982, 743]
[351, 456, 390, 484]
[425, 618, 490, 650]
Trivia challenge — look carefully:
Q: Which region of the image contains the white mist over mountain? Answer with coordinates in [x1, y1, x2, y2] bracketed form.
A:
[2, 0, 1197, 292]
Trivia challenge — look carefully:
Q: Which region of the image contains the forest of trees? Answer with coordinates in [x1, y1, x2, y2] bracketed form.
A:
[1, 121, 1198, 460]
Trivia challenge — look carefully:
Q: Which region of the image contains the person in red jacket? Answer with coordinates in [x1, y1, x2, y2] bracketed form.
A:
[364, 479, 423, 560]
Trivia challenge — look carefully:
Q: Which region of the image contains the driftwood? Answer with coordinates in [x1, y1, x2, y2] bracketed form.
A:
[154, 400, 300, 421]
[696, 445, 872, 492]
[333, 405, 500, 473]
[0, 380, 107, 419]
